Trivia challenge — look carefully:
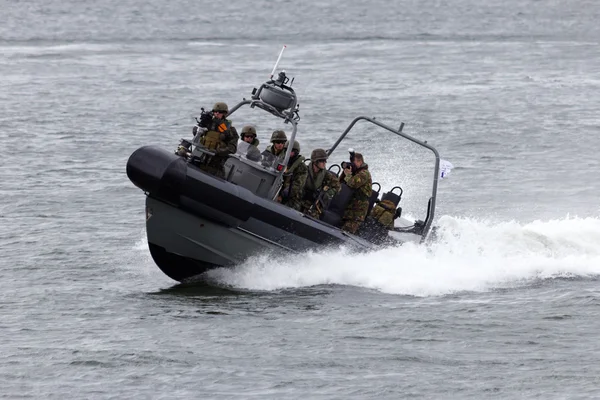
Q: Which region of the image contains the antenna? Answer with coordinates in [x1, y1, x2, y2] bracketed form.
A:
[270, 45, 287, 80]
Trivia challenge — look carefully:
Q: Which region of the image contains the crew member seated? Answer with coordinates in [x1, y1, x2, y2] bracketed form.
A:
[340, 152, 372, 234]
[240, 125, 260, 146]
[240, 125, 261, 161]
[301, 148, 341, 219]
[262, 130, 287, 159]
[276, 140, 307, 211]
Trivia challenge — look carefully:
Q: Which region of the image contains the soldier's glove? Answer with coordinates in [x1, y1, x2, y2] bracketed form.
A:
[192, 126, 208, 136]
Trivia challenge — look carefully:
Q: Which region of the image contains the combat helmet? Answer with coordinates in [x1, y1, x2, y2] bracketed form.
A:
[310, 148, 328, 161]
[284, 140, 301, 153]
[212, 102, 229, 114]
[270, 130, 287, 143]
[241, 125, 257, 137]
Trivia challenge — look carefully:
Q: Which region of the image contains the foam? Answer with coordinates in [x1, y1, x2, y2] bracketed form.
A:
[205, 216, 600, 296]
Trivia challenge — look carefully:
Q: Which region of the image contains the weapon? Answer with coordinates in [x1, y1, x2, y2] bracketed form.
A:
[195, 107, 213, 128]
[308, 186, 330, 215]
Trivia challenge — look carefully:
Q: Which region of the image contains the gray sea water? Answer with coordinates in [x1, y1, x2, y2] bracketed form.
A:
[2, 0, 600, 398]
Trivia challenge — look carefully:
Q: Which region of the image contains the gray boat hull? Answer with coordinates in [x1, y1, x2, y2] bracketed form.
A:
[145, 196, 370, 282]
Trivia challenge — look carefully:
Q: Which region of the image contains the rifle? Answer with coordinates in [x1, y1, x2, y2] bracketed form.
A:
[308, 185, 330, 215]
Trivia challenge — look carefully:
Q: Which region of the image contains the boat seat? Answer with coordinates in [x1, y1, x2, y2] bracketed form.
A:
[320, 183, 353, 227]
[380, 186, 403, 208]
[366, 182, 381, 216]
[327, 164, 341, 178]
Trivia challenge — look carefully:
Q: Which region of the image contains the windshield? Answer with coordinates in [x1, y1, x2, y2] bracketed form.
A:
[236, 141, 251, 156]
[236, 141, 278, 170]
[260, 150, 277, 169]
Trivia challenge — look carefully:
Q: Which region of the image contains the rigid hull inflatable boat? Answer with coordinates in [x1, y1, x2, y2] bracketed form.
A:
[126, 67, 441, 282]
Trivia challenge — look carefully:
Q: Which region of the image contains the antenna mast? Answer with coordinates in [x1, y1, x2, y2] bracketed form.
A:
[269, 45, 287, 80]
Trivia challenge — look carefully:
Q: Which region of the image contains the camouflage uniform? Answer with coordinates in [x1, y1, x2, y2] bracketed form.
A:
[262, 143, 284, 159]
[301, 168, 341, 218]
[280, 155, 308, 211]
[341, 164, 372, 233]
[199, 117, 239, 178]
[261, 130, 287, 160]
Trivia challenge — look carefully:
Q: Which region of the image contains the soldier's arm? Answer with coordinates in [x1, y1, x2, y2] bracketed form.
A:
[324, 172, 341, 199]
[344, 170, 368, 189]
[229, 125, 239, 139]
[217, 126, 239, 155]
[291, 168, 308, 200]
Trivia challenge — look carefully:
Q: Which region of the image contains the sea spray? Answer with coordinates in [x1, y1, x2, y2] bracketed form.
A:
[203, 216, 600, 296]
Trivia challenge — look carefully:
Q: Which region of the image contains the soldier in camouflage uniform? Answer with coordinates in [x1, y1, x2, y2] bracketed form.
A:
[301, 148, 341, 219]
[197, 102, 239, 178]
[240, 125, 261, 161]
[261, 130, 287, 159]
[240, 125, 260, 147]
[277, 140, 307, 211]
[341, 152, 372, 234]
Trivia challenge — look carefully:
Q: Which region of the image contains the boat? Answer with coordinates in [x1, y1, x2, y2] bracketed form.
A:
[126, 55, 442, 282]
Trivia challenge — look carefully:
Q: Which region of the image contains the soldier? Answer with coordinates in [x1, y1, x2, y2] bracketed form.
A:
[277, 140, 307, 211]
[196, 102, 239, 177]
[341, 152, 372, 234]
[240, 125, 261, 161]
[262, 130, 287, 159]
[301, 148, 341, 219]
[240, 125, 259, 147]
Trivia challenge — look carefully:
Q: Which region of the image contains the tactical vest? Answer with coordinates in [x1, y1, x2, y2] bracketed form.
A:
[304, 168, 326, 201]
[200, 119, 231, 150]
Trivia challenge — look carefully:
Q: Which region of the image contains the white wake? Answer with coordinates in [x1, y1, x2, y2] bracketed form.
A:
[204, 216, 600, 296]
